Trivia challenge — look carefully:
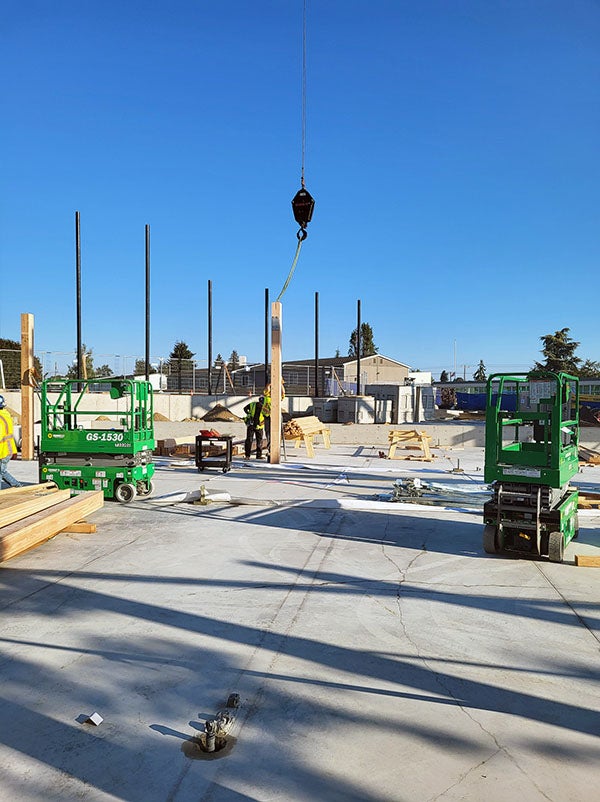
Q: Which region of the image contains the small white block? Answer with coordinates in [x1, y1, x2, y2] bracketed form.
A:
[87, 712, 103, 726]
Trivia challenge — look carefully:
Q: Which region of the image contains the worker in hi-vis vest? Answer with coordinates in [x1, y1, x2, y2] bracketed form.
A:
[243, 396, 265, 460]
[0, 395, 21, 489]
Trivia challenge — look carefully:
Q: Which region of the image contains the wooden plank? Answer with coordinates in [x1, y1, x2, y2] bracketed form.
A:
[60, 522, 97, 534]
[575, 555, 600, 567]
[270, 301, 282, 464]
[0, 489, 71, 528]
[0, 491, 104, 562]
[20, 312, 35, 460]
[0, 482, 59, 502]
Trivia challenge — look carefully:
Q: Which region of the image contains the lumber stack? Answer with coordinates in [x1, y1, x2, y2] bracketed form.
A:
[283, 416, 331, 458]
[0, 484, 103, 563]
[578, 446, 600, 465]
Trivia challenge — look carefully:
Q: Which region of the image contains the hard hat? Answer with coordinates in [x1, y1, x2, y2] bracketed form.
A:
[0, 395, 5, 409]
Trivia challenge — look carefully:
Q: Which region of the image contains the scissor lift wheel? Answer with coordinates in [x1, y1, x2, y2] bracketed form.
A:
[548, 531, 564, 563]
[483, 525, 498, 554]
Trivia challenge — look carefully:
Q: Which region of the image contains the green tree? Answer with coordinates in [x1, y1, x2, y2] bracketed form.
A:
[134, 359, 157, 376]
[473, 360, 487, 382]
[534, 328, 581, 374]
[334, 347, 341, 358]
[439, 370, 449, 382]
[95, 364, 113, 378]
[228, 350, 240, 370]
[0, 337, 42, 388]
[348, 323, 377, 357]
[168, 340, 195, 393]
[579, 359, 600, 379]
[66, 344, 95, 379]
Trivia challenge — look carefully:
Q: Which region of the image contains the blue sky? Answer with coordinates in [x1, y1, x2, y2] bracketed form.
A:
[2, 1, 599, 379]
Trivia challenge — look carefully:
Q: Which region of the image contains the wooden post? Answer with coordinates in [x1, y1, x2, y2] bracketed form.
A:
[270, 302, 282, 463]
[20, 313, 35, 460]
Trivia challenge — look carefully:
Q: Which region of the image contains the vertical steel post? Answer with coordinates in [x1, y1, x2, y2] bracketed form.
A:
[208, 280, 213, 395]
[75, 211, 82, 382]
[264, 287, 269, 389]
[356, 299, 361, 395]
[314, 291, 319, 397]
[145, 224, 150, 381]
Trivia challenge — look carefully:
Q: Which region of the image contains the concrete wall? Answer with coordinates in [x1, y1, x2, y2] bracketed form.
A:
[4, 390, 600, 450]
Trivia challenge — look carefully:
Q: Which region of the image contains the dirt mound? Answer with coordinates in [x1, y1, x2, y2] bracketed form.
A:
[153, 412, 170, 421]
[202, 404, 243, 422]
[95, 415, 111, 421]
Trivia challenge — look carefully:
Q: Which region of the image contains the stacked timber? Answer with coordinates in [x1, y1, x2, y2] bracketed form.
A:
[283, 420, 304, 440]
[0, 483, 104, 563]
[579, 446, 600, 465]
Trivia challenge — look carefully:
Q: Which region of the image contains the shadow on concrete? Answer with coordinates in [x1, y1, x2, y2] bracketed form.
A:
[1, 499, 599, 798]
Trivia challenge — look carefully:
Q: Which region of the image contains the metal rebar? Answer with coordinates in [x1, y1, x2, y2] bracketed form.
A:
[75, 211, 82, 385]
[314, 291, 319, 397]
[145, 224, 150, 381]
[208, 280, 213, 395]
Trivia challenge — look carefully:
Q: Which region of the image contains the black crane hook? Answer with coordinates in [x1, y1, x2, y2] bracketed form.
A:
[291, 186, 315, 240]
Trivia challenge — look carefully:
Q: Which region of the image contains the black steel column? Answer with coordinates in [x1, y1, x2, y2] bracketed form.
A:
[314, 291, 319, 397]
[264, 287, 269, 387]
[356, 299, 361, 395]
[75, 211, 82, 382]
[207, 280, 213, 395]
[145, 224, 150, 380]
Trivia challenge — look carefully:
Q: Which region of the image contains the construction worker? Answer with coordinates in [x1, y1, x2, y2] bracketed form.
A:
[243, 396, 265, 459]
[0, 395, 21, 489]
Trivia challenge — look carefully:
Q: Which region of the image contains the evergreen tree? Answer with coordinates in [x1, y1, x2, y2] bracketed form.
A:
[348, 323, 377, 357]
[228, 350, 240, 370]
[473, 360, 487, 382]
[439, 370, 449, 382]
[579, 359, 600, 379]
[169, 340, 195, 393]
[534, 328, 581, 374]
[134, 359, 157, 376]
[214, 353, 224, 367]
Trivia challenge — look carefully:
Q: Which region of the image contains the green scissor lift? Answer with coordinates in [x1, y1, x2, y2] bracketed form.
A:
[39, 378, 155, 503]
[483, 371, 579, 563]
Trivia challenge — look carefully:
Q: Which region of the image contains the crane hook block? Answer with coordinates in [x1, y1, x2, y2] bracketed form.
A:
[291, 187, 315, 229]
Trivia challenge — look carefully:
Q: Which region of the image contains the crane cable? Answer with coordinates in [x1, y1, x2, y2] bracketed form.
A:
[277, 0, 314, 302]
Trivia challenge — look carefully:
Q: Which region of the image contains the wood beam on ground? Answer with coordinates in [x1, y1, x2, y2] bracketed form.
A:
[0, 491, 104, 562]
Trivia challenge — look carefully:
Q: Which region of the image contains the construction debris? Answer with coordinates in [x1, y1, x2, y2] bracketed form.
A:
[382, 477, 490, 509]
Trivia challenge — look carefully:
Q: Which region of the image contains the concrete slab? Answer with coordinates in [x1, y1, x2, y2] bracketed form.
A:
[1, 448, 599, 801]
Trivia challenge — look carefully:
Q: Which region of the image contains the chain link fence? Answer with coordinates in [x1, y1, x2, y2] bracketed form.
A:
[1, 349, 357, 397]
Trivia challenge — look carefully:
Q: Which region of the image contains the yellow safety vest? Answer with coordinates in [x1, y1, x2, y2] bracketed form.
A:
[0, 408, 17, 460]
